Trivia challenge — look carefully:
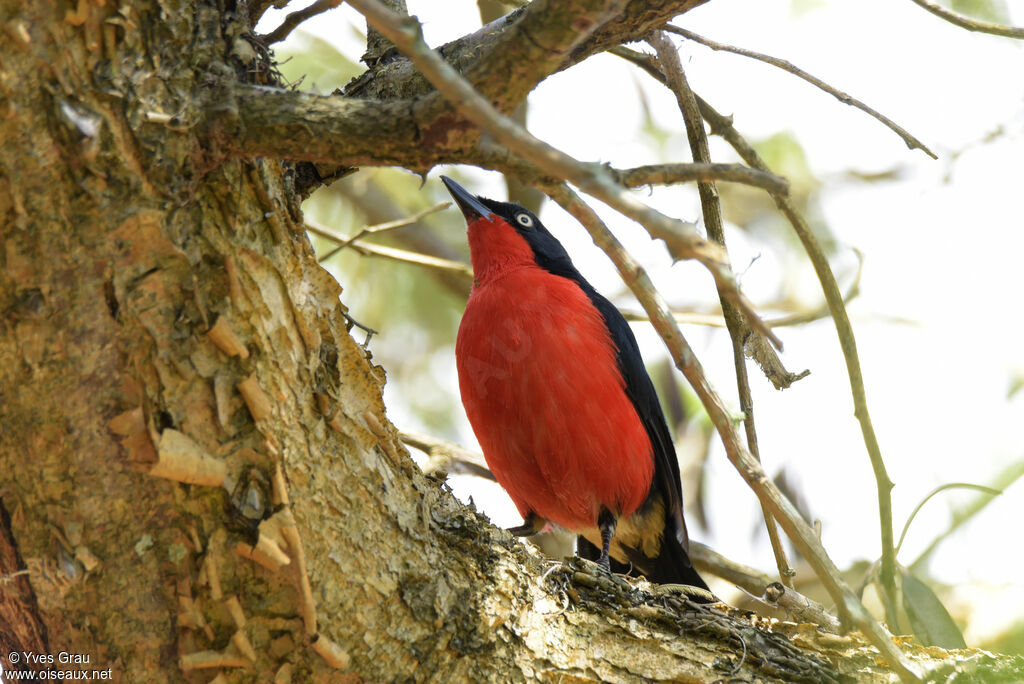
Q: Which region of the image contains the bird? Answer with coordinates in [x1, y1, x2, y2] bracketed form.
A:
[441, 175, 711, 597]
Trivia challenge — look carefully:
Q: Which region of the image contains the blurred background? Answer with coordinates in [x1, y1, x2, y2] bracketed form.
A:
[258, 0, 1024, 653]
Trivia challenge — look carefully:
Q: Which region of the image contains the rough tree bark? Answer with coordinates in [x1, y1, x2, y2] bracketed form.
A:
[0, 0, 1021, 682]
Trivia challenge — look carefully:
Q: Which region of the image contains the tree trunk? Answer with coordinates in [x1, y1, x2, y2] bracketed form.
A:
[0, 1, 1021, 682]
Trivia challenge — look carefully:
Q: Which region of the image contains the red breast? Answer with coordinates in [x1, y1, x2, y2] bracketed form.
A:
[456, 215, 654, 531]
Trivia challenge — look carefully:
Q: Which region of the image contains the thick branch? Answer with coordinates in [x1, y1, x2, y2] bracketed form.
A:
[221, 88, 427, 166]
[344, 0, 710, 103]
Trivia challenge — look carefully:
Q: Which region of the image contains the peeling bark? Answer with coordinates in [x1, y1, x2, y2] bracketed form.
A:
[0, 1, 1021, 682]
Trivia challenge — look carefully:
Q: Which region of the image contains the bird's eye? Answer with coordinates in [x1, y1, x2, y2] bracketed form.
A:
[515, 213, 534, 228]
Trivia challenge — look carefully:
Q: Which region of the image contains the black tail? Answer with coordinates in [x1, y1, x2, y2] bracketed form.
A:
[577, 534, 715, 603]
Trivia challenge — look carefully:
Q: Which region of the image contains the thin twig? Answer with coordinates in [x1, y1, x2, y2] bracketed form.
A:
[472, 142, 789, 197]
[694, 94, 904, 637]
[337, 201, 450, 250]
[688, 542, 840, 633]
[398, 429, 495, 481]
[306, 220, 474, 280]
[345, 0, 782, 351]
[622, 250, 863, 329]
[664, 25, 937, 159]
[354, 242, 474, 279]
[650, 31, 795, 589]
[610, 45, 668, 82]
[541, 182, 921, 682]
[260, 0, 343, 45]
[315, 202, 451, 263]
[905, 0, 1024, 38]
[336, 181, 473, 297]
[615, 162, 790, 195]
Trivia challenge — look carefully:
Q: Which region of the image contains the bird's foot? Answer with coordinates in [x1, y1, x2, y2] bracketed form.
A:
[597, 508, 617, 572]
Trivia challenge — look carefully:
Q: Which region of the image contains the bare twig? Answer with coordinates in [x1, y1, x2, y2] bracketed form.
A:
[344, 0, 781, 351]
[541, 183, 921, 682]
[260, 0, 343, 45]
[905, 0, 1024, 38]
[342, 311, 377, 348]
[312, 202, 450, 262]
[610, 45, 667, 82]
[689, 542, 840, 633]
[305, 220, 474, 280]
[335, 181, 473, 297]
[352, 242, 473, 279]
[399, 429, 495, 481]
[694, 94, 904, 637]
[615, 162, 789, 195]
[650, 31, 795, 588]
[622, 237, 862, 330]
[472, 142, 789, 197]
[664, 25, 936, 159]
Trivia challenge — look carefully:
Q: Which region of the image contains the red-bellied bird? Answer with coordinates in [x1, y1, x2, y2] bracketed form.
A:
[441, 176, 711, 597]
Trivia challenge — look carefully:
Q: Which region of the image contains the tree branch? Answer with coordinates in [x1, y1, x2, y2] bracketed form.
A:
[649, 30, 796, 589]
[905, 0, 1024, 38]
[615, 161, 790, 194]
[315, 201, 450, 261]
[259, 0, 343, 45]
[394, 428, 843, 634]
[343, 0, 711, 103]
[663, 25, 936, 159]
[399, 429, 496, 481]
[345, 0, 781, 351]
[689, 541, 841, 633]
[607, 41, 905, 636]
[693, 93, 904, 640]
[221, 88, 429, 167]
[305, 220, 475, 282]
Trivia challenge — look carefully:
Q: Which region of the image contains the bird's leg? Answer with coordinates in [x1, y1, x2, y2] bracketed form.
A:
[597, 509, 617, 571]
[507, 512, 543, 537]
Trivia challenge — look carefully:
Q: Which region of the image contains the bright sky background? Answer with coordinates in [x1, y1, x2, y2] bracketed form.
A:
[259, 0, 1024, 642]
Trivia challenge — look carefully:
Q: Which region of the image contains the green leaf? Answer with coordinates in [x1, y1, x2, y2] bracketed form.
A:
[901, 571, 966, 649]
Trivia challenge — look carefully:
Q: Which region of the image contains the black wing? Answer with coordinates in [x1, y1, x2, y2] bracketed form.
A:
[584, 288, 689, 551]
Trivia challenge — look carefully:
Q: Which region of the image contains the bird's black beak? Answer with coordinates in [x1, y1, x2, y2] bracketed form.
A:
[440, 176, 495, 221]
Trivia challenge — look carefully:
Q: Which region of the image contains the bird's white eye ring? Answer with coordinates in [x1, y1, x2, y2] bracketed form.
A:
[516, 213, 534, 228]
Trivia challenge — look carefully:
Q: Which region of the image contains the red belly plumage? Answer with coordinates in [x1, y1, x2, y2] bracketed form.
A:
[456, 266, 654, 531]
